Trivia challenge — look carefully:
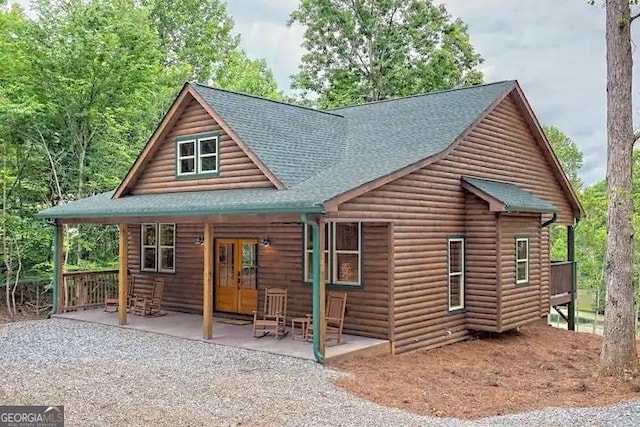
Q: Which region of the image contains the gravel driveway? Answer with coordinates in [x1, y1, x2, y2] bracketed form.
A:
[0, 319, 638, 426]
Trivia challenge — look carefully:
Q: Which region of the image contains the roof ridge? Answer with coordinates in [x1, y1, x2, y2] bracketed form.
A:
[190, 82, 345, 118]
[327, 80, 516, 111]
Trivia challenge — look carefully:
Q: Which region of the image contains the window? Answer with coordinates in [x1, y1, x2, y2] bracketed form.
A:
[303, 222, 362, 286]
[333, 223, 361, 285]
[448, 237, 465, 311]
[176, 134, 219, 176]
[516, 237, 529, 284]
[141, 223, 175, 273]
[304, 223, 330, 283]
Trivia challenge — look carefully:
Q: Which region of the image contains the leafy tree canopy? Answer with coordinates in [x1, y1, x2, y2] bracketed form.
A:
[289, 0, 484, 108]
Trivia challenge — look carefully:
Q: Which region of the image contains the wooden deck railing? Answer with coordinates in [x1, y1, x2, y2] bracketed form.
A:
[62, 269, 118, 311]
[550, 261, 574, 296]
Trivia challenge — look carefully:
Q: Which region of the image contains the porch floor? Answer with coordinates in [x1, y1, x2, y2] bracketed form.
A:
[52, 309, 389, 361]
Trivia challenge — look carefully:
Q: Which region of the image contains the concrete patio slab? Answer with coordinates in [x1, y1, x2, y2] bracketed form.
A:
[52, 309, 389, 361]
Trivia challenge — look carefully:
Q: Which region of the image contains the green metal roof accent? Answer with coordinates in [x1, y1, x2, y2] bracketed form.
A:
[38, 189, 324, 219]
[462, 176, 557, 213]
[39, 82, 516, 219]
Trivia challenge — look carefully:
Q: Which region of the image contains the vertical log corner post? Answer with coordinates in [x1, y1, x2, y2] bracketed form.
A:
[567, 224, 576, 331]
[52, 221, 65, 314]
[118, 224, 128, 325]
[203, 223, 214, 339]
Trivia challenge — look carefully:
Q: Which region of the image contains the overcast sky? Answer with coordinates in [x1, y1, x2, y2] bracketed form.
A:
[11, 0, 640, 185]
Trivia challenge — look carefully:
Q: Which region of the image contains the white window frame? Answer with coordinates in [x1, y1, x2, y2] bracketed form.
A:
[516, 237, 529, 284]
[140, 223, 176, 273]
[176, 139, 196, 176]
[158, 223, 176, 273]
[332, 222, 362, 286]
[197, 136, 219, 174]
[447, 237, 465, 311]
[303, 223, 330, 283]
[176, 135, 219, 176]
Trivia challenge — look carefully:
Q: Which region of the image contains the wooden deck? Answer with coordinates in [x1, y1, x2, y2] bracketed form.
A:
[52, 309, 389, 361]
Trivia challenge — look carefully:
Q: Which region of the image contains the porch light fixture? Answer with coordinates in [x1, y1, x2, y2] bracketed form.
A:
[195, 235, 204, 246]
[259, 237, 270, 247]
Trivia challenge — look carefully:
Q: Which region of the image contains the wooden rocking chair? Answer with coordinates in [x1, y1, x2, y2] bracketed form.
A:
[132, 277, 164, 316]
[104, 275, 135, 313]
[252, 288, 288, 338]
[306, 292, 347, 344]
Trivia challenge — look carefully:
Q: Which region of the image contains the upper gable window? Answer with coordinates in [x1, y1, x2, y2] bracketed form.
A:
[176, 133, 219, 177]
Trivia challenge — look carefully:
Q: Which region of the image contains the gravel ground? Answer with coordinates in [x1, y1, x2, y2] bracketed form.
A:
[0, 319, 638, 426]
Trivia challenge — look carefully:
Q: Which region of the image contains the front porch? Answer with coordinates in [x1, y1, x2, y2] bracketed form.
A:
[52, 308, 388, 361]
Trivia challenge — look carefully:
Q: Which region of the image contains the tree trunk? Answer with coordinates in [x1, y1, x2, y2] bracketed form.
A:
[601, 0, 637, 374]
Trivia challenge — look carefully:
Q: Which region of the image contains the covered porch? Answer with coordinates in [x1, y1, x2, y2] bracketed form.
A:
[42, 190, 393, 362]
[52, 309, 388, 361]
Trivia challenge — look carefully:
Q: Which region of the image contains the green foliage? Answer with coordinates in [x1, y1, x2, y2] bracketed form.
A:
[543, 125, 584, 191]
[0, 0, 282, 281]
[289, 0, 484, 108]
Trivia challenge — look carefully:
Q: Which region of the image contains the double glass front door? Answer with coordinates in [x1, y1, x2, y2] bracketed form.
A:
[215, 239, 258, 314]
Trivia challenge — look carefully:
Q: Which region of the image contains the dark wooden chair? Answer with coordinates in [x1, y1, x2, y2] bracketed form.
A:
[253, 288, 288, 338]
[132, 277, 164, 316]
[306, 292, 348, 344]
[104, 275, 135, 313]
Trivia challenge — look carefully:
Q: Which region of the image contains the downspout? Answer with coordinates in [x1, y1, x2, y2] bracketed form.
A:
[541, 212, 557, 228]
[301, 213, 324, 363]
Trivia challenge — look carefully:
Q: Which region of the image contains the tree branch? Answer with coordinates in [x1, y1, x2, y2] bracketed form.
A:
[631, 11, 640, 23]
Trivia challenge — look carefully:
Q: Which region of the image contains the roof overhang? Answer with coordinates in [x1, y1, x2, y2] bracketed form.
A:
[37, 189, 324, 223]
[461, 176, 558, 214]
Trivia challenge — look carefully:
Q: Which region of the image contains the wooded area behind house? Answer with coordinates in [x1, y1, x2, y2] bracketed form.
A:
[0, 0, 631, 319]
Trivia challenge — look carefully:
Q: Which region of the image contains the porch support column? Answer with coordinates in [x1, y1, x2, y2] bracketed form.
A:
[567, 224, 576, 331]
[52, 221, 64, 314]
[203, 223, 214, 339]
[118, 224, 128, 325]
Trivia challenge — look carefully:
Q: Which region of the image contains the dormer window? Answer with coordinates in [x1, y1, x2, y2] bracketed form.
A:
[176, 133, 219, 177]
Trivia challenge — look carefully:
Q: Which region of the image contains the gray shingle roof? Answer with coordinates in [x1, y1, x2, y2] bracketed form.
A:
[462, 176, 557, 213]
[39, 81, 515, 219]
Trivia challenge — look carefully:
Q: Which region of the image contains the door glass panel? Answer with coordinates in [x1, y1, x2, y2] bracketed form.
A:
[239, 242, 258, 290]
[218, 243, 235, 288]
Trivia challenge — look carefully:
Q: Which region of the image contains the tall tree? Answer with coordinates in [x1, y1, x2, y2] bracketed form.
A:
[600, 0, 638, 373]
[289, 0, 483, 108]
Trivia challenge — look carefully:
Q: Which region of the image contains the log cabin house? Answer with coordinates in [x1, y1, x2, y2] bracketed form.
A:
[39, 80, 583, 360]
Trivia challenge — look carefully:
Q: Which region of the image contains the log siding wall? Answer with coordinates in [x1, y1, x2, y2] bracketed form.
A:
[464, 193, 498, 331]
[127, 222, 390, 340]
[335, 94, 573, 353]
[131, 97, 273, 195]
[499, 214, 543, 330]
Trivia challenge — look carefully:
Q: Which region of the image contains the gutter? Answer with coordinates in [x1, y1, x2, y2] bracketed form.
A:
[300, 213, 324, 363]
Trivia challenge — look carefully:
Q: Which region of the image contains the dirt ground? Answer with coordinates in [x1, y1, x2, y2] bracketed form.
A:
[330, 321, 640, 419]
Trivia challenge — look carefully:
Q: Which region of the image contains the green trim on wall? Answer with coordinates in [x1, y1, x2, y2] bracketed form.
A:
[175, 132, 221, 180]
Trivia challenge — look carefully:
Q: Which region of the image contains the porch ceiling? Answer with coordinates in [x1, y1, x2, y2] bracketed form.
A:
[37, 188, 323, 221]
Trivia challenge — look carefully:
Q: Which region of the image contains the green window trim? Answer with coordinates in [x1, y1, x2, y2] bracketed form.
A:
[302, 222, 364, 288]
[175, 132, 221, 179]
[515, 235, 529, 285]
[447, 235, 465, 312]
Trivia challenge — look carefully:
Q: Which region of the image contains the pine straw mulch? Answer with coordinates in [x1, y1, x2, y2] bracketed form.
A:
[329, 321, 640, 419]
